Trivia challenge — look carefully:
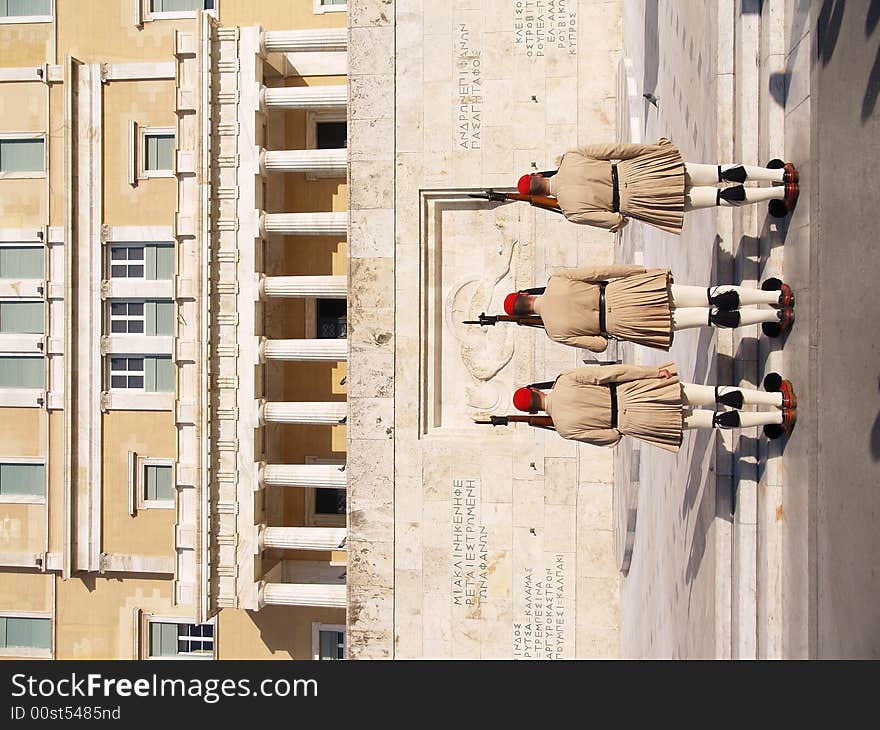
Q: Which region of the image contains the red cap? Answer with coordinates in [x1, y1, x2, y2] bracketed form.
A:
[503, 292, 518, 316]
[517, 174, 532, 195]
[513, 387, 536, 413]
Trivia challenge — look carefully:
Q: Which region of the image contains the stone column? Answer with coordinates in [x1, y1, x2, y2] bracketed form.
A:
[261, 28, 348, 54]
[260, 85, 347, 111]
[260, 526, 346, 551]
[260, 212, 347, 237]
[260, 462, 347, 488]
[260, 275, 347, 299]
[260, 402, 348, 426]
[260, 148, 346, 176]
[260, 582, 346, 608]
[260, 338, 347, 362]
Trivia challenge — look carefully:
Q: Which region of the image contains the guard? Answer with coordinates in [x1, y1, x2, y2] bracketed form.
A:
[464, 266, 795, 349]
[477, 365, 797, 450]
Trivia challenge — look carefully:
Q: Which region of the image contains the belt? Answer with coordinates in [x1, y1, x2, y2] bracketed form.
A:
[611, 164, 620, 213]
[609, 383, 619, 429]
[598, 281, 608, 336]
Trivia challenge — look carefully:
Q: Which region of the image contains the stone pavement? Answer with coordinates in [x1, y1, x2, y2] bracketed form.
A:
[616, 0, 823, 658]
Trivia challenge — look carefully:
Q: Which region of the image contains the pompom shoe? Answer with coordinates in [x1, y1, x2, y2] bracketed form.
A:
[761, 277, 795, 308]
[763, 407, 797, 440]
[763, 372, 798, 409]
[761, 306, 794, 338]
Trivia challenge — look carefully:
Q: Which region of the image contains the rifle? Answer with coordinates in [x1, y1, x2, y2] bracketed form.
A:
[468, 189, 564, 214]
[462, 313, 544, 328]
[473, 414, 556, 431]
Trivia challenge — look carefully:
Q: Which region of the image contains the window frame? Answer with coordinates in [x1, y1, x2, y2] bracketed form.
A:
[0, 133, 47, 179]
[136, 126, 176, 180]
[108, 355, 146, 391]
[311, 623, 345, 660]
[313, 0, 346, 15]
[0, 0, 54, 24]
[109, 300, 146, 335]
[303, 456, 346, 528]
[137, 457, 175, 510]
[143, 0, 217, 22]
[0, 611, 52, 658]
[305, 110, 347, 180]
[146, 617, 216, 660]
[0, 457, 46, 504]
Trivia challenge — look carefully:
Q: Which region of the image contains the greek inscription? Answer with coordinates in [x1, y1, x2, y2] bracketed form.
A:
[452, 479, 488, 608]
[456, 24, 482, 151]
[515, 554, 568, 659]
[515, 0, 577, 57]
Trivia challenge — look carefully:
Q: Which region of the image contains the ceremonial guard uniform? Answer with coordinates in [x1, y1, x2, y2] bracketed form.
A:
[486, 365, 799, 451]
[470, 268, 796, 348]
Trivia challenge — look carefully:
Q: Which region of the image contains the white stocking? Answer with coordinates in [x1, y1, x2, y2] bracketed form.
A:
[682, 382, 783, 408]
[683, 409, 783, 430]
[684, 185, 785, 210]
[684, 162, 785, 186]
[670, 284, 780, 307]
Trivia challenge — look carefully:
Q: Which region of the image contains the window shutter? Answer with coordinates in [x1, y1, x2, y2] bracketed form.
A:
[144, 356, 157, 392]
[30, 618, 50, 650]
[144, 301, 156, 336]
[0, 357, 44, 389]
[151, 622, 178, 656]
[0, 617, 6, 648]
[154, 245, 174, 280]
[155, 301, 174, 336]
[7, 0, 52, 14]
[144, 245, 157, 280]
[0, 302, 44, 334]
[0, 463, 45, 497]
[151, 357, 173, 393]
[0, 247, 44, 279]
[0, 139, 44, 173]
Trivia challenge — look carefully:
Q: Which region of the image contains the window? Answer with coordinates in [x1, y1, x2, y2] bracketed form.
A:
[145, 133, 174, 173]
[317, 299, 346, 339]
[0, 301, 44, 334]
[110, 244, 174, 280]
[0, 247, 44, 279]
[317, 121, 347, 150]
[0, 356, 43, 388]
[0, 616, 51, 654]
[109, 300, 173, 336]
[150, 0, 213, 11]
[149, 621, 214, 659]
[314, 0, 346, 14]
[0, 0, 52, 20]
[0, 137, 45, 175]
[110, 356, 173, 392]
[133, 127, 175, 180]
[0, 462, 45, 499]
[306, 111, 346, 179]
[143, 461, 173, 507]
[312, 624, 345, 660]
[316, 488, 346, 517]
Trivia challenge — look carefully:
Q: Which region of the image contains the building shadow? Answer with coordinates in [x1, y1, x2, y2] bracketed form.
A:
[643, 0, 659, 122]
[817, 0, 846, 66]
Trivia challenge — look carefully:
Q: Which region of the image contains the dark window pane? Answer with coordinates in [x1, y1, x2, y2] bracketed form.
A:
[128, 302, 144, 316]
[111, 376, 127, 388]
[111, 302, 126, 315]
[111, 248, 127, 261]
[110, 357, 126, 370]
[316, 121, 347, 149]
[129, 265, 144, 278]
[128, 320, 144, 334]
[111, 321, 126, 333]
[315, 488, 346, 515]
[128, 376, 143, 388]
[128, 248, 144, 261]
[129, 358, 144, 371]
[111, 265, 126, 278]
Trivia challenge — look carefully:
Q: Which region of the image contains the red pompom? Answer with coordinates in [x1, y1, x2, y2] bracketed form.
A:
[513, 387, 535, 412]
[503, 292, 518, 316]
[517, 174, 532, 195]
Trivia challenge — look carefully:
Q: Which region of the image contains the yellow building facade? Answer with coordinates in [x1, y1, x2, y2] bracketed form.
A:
[0, 0, 349, 660]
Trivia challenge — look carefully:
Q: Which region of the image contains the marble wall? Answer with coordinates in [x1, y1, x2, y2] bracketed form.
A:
[347, 0, 624, 658]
